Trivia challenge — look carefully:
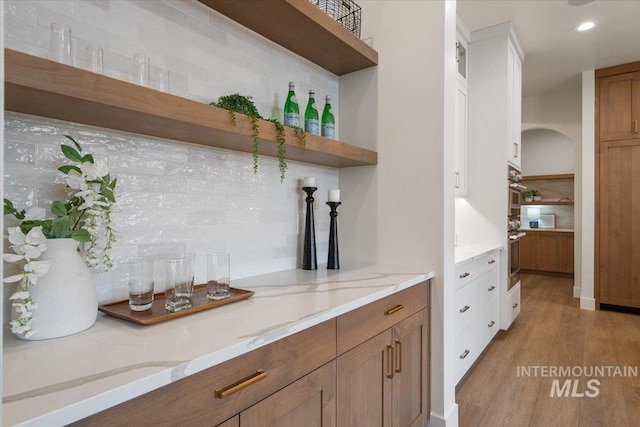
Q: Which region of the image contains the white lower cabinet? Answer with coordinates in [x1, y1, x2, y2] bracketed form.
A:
[505, 282, 521, 326]
[454, 248, 501, 383]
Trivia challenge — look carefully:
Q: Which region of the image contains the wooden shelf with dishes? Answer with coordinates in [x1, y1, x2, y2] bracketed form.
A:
[199, 0, 378, 76]
[4, 49, 377, 168]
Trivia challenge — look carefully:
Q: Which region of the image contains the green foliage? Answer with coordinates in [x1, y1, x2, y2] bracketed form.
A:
[269, 119, 287, 183]
[293, 126, 306, 151]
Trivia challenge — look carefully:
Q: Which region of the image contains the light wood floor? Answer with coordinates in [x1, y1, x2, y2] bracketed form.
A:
[456, 273, 640, 427]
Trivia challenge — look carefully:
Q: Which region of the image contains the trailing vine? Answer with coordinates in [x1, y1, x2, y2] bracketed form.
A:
[210, 93, 305, 181]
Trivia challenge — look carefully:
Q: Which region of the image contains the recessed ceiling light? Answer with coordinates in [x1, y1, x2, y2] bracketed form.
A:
[576, 21, 596, 31]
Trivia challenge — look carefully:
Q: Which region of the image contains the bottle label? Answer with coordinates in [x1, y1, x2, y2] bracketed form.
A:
[290, 95, 297, 103]
[305, 119, 319, 135]
[321, 123, 335, 139]
[284, 113, 299, 128]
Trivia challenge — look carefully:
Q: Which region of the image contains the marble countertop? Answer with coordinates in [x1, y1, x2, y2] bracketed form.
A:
[3, 264, 433, 427]
[521, 228, 574, 232]
[455, 244, 503, 265]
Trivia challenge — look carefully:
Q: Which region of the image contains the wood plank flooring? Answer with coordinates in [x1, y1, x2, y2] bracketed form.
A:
[456, 273, 640, 426]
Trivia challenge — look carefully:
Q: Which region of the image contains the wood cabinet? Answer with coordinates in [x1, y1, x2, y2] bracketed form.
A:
[336, 282, 430, 427]
[598, 70, 640, 142]
[597, 62, 640, 309]
[521, 231, 574, 276]
[73, 281, 431, 427]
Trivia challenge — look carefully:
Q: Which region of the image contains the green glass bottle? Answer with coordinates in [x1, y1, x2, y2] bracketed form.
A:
[321, 95, 335, 139]
[283, 81, 299, 128]
[304, 90, 320, 136]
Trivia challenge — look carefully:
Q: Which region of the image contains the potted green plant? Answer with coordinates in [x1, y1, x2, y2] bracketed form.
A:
[522, 190, 538, 202]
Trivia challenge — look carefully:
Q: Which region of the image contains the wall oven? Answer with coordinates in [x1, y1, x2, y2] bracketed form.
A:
[508, 166, 526, 290]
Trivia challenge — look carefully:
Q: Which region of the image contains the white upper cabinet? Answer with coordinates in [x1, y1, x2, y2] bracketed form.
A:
[455, 16, 471, 197]
[469, 22, 525, 171]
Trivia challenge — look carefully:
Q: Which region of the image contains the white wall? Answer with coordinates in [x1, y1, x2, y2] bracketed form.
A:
[340, 1, 457, 424]
[521, 129, 575, 175]
[2, 0, 341, 320]
[580, 70, 596, 310]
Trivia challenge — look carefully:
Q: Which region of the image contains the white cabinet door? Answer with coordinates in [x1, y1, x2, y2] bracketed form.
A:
[507, 41, 522, 169]
[455, 80, 469, 196]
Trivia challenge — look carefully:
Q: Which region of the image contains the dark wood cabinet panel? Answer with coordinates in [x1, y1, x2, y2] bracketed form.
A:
[520, 234, 536, 270]
[521, 232, 573, 276]
[562, 233, 574, 274]
[599, 71, 640, 142]
[535, 233, 564, 272]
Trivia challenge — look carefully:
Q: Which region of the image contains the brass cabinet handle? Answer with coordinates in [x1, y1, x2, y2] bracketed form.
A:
[456, 42, 460, 63]
[215, 370, 266, 399]
[386, 344, 394, 379]
[513, 303, 519, 309]
[459, 272, 470, 279]
[460, 305, 470, 313]
[385, 304, 405, 316]
[488, 320, 496, 327]
[514, 143, 519, 158]
[488, 259, 496, 264]
[634, 120, 638, 133]
[488, 285, 496, 291]
[460, 349, 470, 360]
[395, 339, 402, 373]
[455, 172, 460, 188]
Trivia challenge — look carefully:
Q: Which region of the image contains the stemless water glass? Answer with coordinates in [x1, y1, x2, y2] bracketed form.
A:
[207, 253, 230, 300]
[134, 53, 150, 86]
[86, 44, 104, 74]
[128, 258, 154, 311]
[50, 23, 73, 65]
[162, 255, 194, 312]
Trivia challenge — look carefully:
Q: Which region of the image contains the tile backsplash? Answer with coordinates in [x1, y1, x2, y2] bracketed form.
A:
[3, 0, 342, 320]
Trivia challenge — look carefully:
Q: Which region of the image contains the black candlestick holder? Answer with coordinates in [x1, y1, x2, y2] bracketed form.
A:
[302, 187, 318, 270]
[327, 201, 341, 270]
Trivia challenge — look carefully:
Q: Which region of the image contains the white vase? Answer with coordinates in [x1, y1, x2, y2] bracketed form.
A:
[12, 238, 98, 340]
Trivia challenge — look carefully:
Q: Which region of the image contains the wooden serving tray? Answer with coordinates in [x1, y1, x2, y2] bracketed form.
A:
[98, 285, 255, 325]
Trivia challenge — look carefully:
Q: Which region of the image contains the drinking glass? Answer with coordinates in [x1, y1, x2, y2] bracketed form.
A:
[134, 53, 150, 86]
[50, 23, 73, 65]
[206, 253, 230, 300]
[128, 258, 154, 311]
[162, 255, 194, 312]
[155, 68, 169, 92]
[86, 44, 104, 74]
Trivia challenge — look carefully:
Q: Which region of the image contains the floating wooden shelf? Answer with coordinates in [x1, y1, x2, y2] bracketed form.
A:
[522, 201, 574, 206]
[522, 174, 574, 181]
[4, 49, 377, 168]
[199, 0, 378, 76]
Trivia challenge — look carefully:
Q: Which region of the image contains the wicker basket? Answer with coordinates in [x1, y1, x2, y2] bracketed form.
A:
[311, 0, 362, 38]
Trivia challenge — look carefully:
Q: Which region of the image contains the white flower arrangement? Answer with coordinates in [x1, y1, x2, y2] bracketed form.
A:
[3, 135, 117, 337]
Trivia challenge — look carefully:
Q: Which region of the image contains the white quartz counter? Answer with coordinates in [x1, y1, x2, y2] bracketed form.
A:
[3, 264, 433, 427]
[455, 244, 503, 265]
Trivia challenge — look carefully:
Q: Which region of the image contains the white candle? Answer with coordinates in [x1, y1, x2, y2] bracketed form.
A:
[303, 177, 316, 187]
[328, 189, 340, 202]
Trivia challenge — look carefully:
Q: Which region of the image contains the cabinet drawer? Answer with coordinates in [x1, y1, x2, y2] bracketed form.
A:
[477, 267, 500, 312]
[337, 280, 429, 355]
[454, 279, 478, 336]
[507, 283, 521, 325]
[455, 260, 477, 290]
[477, 250, 500, 276]
[479, 298, 501, 350]
[74, 320, 336, 427]
[455, 320, 480, 383]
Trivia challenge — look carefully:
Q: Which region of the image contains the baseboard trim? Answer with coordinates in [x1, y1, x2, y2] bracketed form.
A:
[429, 403, 459, 427]
[573, 286, 582, 298]
[580, 297, 596, 311]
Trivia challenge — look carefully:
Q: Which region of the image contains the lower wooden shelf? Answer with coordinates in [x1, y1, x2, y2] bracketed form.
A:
[5, 49, 377, 168]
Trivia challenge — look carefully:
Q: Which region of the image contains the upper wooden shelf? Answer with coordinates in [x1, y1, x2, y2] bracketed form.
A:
[523, 174, 574, 181]
[4, 49, 377, 168]
[199, 0, 378, 76]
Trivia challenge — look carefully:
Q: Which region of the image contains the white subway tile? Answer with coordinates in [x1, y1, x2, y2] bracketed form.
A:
[4, 0, 37, 25]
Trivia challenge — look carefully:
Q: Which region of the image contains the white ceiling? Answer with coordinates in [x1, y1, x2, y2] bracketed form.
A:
[457, 0, 640, 97]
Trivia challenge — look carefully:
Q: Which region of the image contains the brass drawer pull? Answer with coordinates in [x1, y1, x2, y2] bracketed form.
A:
[459, 272, 470, 279]
[488, 320, 495, 327]
[215, 370, 266, 399]
[395, 339, 402, 373]
[635, 119, 638, 134]
[460, 305, 470, 313]
[385, 304, 405, 316]
[386, 344, 394, 379]
[488, 285, 496, 291]
[488, 259, 496, 264]
[460, 349, 470, 360]
[513, 303, 519, 309]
